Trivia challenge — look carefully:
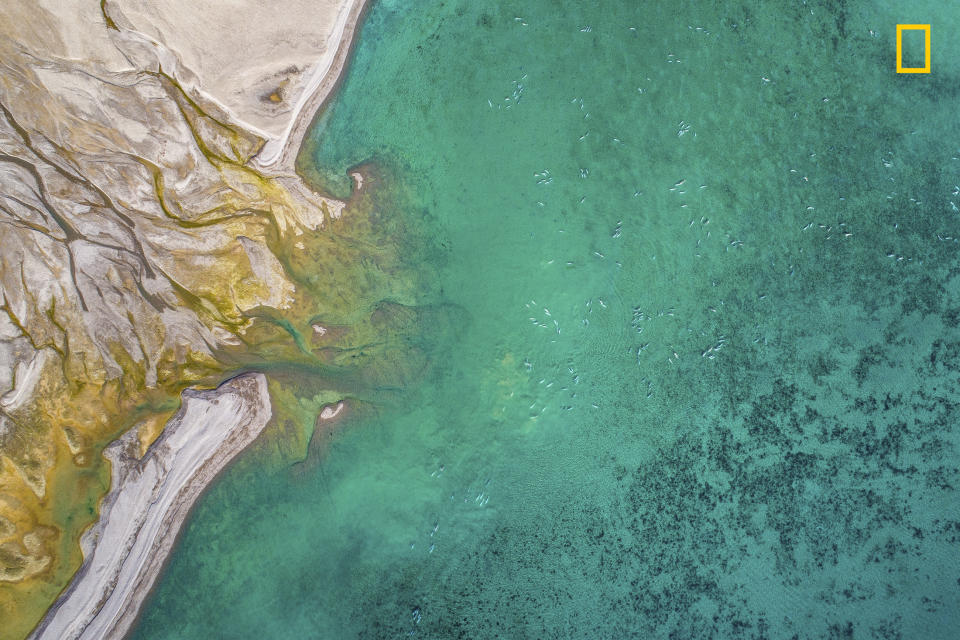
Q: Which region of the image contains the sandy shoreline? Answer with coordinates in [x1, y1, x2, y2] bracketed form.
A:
[253, 0, 370, 172]
[29, 374, 272, 640]
[21, 0, 369, 635]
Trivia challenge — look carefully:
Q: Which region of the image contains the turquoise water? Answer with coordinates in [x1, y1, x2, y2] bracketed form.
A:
[133, 1, 960, 638]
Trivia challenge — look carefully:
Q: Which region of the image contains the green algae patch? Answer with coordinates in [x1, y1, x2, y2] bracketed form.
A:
[224, 165, 455, 472]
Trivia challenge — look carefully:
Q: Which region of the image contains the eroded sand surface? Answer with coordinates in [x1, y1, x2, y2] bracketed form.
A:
[0, 0, 363, 635]
[112, 0, 366, 168]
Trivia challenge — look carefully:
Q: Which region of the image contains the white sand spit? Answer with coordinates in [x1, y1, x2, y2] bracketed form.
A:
[29, 374, 272, 640]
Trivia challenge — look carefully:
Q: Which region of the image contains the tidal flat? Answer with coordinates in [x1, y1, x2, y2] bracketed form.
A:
[133, 1, 960, 638]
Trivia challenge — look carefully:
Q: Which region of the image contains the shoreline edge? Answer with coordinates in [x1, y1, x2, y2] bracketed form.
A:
[29, 374, 272, 640]
[26, 1, 370, 635]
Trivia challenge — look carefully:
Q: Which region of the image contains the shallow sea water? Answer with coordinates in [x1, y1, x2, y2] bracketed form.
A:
[132, 1, 960, 638]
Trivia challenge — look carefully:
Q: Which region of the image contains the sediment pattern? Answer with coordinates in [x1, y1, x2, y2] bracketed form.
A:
[29, 374, 272, 640]
[0, 0, 357, 635]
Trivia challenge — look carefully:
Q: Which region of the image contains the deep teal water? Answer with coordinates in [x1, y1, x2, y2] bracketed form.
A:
[133, 1, 960, 638]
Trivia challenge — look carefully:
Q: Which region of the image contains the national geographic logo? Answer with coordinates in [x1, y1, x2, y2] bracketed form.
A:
[896, 24, 931, 73]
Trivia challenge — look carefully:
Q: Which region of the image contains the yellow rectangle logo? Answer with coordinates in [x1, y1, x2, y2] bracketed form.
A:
[897, 24, 931, 73]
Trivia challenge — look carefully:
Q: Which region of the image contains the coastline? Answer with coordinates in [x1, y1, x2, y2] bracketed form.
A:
[253, 0, 370, 172]
[28, 374, 272, 640]
[19, 0, 370, 635]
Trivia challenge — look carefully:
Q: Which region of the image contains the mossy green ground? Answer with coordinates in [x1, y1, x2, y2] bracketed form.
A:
[133, 1, 960, 638]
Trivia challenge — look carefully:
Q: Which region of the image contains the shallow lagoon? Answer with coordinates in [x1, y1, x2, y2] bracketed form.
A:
[133, 1, 960, 637]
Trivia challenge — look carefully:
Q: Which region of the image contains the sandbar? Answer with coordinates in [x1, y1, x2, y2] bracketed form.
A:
[29, 374, 272, 640]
